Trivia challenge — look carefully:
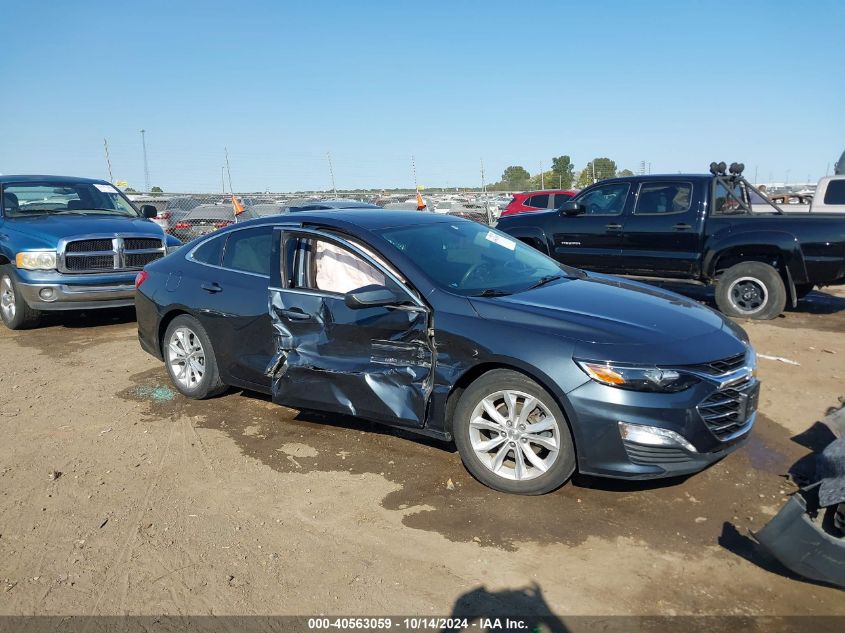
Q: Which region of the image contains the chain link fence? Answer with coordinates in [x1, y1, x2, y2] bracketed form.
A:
[129, 191, 506, 242]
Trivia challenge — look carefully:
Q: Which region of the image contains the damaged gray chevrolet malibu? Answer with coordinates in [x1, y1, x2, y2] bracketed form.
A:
[135, 210, 759, 494]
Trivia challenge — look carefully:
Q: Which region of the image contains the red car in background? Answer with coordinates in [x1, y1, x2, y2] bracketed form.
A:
[500, 189, 578, 217]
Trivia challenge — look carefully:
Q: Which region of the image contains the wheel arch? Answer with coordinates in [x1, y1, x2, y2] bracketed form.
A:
[497, 226, 550, 255]
[157, 308, 194, 357]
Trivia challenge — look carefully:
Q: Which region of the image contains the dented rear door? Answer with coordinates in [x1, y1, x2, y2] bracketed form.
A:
[265, 228, 434, 427]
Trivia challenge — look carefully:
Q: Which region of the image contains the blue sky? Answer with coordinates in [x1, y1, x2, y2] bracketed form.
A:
[1, 0, 842, 191]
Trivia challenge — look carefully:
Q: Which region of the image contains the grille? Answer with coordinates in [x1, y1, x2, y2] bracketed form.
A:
[697, 378, 759, 440]
[65, 239, 113, 253]
[65, 255, 115, 271]
[126, 252, 162, 268]
[61, 236, 165, 273]
[687, 352, 747, 375]
[623, 441, 693, 465]
[124, 238, 163, 250]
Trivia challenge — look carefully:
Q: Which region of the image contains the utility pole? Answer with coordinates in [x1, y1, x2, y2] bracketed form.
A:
[140, 129, 150, 193]
[411, 155, 418, 190]
[540, 161, 544, 190]
[481, 158, 493, 226]
[221, 167, 226, 194]
[591, 161, 596, 184]
[103, 138, 113, 182]
[327, 152, 337, 195]
[224, 147, 234, 194]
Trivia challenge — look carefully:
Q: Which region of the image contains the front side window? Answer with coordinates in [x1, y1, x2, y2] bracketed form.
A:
[525, 194, 549, 208]
[553, 192, 574, 207]
[222, 227, 273, 276]
[1, 182, 138, 217]
[378, 221, 574, 296]
[823, 180, 845, 205]
[574, 183, 630, 215]
[635, 182, 692, 214]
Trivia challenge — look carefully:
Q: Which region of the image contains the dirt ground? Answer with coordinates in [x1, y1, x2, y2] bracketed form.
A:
[0, 288, 843, 617]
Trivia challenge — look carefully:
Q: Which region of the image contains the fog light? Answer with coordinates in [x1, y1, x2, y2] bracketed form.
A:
[39, 288, 56, 301]
[618, 421, 697, 452]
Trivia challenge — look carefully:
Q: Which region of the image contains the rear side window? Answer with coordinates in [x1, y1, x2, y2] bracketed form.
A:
[222, 226, 274, 276]
[823, 180, 845, 205]
[635, 182, 693, 214]
[191, 235, 225, 266]
[525, 194, 549, 208]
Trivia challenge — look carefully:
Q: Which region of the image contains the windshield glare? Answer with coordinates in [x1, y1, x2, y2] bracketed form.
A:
[2, 182, 139, 218]
[378, 221, 573, 296]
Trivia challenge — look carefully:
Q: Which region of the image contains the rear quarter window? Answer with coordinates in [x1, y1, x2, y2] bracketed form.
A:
[823, 180, 845, 205]
[525, 194, 549, 208]
[191, 235, 225, 266]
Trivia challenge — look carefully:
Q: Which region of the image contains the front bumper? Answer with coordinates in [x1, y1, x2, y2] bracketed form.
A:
[12, 268, 138, 311]
[567, 378, 757, 479]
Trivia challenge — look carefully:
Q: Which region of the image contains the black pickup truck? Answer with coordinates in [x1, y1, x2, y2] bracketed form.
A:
[496, 164, 845, 319]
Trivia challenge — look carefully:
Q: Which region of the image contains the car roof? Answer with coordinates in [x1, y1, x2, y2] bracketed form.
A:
[0, 174, 110, 185]
[233, 208, 468, 232]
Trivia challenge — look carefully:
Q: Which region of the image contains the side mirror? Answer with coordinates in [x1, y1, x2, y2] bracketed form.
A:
[141, 205, 158, 219]
[344, 284, 404, 309]
[559, 200, 585, 216]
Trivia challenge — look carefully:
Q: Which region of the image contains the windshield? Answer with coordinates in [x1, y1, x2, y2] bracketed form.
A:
[2, 182, 139, 218]
[378, 221, 582, 296]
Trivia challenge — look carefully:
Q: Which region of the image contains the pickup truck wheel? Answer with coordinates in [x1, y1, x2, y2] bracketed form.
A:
[716, 262, 786, 320]
[453, 369, 576, 495]
[163, 315, 227, 399]
[0, 268, 41, 330]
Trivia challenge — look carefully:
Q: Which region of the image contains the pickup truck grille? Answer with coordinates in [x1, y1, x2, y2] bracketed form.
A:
[697, 376, 759, 440]
[60, 236, 166, 273]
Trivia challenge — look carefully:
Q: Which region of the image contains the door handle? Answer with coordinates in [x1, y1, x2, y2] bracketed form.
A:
[673, 223, 692, 231]
[200, 282, 222, 293]
[279, 308, 312, 321]
[605, 223, 623, 231]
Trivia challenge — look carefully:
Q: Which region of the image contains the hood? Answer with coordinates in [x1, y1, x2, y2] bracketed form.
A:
[6, 214, 164, 244]
[470, 274, 747, 364]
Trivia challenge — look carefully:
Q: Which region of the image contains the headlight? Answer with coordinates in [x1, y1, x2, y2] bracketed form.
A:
[15, 251, 57, 270]
[576, 360, 699, 393]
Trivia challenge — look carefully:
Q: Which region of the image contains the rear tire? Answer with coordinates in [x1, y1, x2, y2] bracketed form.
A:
[0, 267, 41, 330]
[715, 262, 786, 320]
[163, 315, 227, 399]
[453, 369, 576, 495]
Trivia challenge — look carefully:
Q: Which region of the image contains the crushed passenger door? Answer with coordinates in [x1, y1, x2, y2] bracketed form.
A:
[265, 228, 434, 427]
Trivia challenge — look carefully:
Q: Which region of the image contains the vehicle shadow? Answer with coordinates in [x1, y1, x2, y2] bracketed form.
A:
[35, 306, 136, 329]
[441, 583, 567, 633]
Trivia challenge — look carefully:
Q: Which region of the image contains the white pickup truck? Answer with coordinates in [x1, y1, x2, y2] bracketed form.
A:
[809, 175, 845, 213]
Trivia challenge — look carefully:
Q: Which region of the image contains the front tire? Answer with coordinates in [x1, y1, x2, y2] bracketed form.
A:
[163, 315, 226, 399]
[453, 369, 576, 495]
[0, 267, 41, 330]
[715, 262, 786, 320]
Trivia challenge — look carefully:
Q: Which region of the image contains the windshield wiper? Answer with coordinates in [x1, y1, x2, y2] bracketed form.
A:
[473, 288, 512, 297]
[526, 274, 563, 290]
[55, 208, 127, 215]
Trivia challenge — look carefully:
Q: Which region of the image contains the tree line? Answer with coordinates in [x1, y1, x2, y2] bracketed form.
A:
[489, 156, 635, 191]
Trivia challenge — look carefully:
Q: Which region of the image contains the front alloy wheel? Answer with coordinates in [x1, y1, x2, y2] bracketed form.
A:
[0, 269, 40, 330]
[469, 390, 560, 481]
[454, 369, 576, 495]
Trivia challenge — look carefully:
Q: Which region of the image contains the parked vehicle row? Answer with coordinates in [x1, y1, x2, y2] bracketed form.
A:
[496, 163, 845, 320]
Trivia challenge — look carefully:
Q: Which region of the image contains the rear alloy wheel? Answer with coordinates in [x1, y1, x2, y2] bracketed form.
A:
[453, 369, 576, 495]
[163, 315, 226, 399]
[715, 262, 786, 320]
[0, 268, 40, 330]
